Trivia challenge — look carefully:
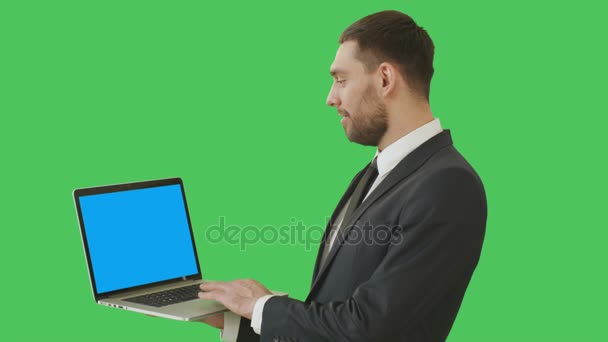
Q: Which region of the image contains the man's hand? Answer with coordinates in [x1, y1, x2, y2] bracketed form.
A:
[198, 279, 272, 320]
[148, 313, 224, 329]
[196, 312, 224, 329]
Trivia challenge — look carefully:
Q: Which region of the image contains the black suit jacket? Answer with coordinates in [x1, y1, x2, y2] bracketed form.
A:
[236, 130, 487, 342]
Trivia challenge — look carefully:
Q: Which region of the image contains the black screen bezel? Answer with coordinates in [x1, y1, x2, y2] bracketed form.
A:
[73, 177, 203, 301]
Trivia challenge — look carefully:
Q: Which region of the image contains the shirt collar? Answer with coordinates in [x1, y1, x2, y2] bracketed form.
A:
[373, 118, 443, 177]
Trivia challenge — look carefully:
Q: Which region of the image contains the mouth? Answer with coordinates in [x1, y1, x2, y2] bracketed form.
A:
[339, 111, 349, 125]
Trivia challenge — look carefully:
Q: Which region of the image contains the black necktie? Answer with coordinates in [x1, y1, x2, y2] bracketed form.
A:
[320, 157, 379, 267]
[341, 157, 379, 222]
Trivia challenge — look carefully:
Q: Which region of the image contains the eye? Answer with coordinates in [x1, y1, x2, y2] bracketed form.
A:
[336, 80, 346, 85]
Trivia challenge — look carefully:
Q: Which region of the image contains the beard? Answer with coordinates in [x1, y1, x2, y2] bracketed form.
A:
[341, 85, 388, 146]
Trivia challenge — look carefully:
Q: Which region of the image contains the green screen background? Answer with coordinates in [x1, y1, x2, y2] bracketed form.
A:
[1, 0, 606, 340]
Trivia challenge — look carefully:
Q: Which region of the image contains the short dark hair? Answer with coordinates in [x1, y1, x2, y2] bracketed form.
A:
[339, 10, 435, 101]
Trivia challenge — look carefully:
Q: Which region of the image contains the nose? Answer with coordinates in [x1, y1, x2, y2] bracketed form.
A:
[326, 85, 341, 107]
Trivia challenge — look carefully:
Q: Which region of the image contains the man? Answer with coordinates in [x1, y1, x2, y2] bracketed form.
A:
[198, 10, 487, 342]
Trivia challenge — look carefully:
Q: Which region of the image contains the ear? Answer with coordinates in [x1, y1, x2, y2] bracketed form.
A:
[378, 62, 398, 97]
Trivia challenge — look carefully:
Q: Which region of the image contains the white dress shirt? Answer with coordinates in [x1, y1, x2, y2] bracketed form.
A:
[221, 118, 444, 340]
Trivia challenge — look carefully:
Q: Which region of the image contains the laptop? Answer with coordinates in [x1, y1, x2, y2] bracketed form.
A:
[73, 177, 228, 321]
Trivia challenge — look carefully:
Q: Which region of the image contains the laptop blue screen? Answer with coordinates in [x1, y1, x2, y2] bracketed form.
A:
[79, 184, 199, 294]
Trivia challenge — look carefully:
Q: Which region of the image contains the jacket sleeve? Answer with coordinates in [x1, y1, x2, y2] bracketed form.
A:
[235, 317, 260, 342]
[259, 168, 487, 342]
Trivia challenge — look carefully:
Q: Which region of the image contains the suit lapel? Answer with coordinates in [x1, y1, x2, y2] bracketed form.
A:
[311, 166, 368, 282]
[307, 130, 454, 298]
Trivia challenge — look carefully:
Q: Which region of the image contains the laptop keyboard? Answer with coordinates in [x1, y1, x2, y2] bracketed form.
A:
[124, 284, 202, 307]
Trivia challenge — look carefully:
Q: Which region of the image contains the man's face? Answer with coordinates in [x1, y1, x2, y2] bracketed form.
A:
[327, 41, 388, 146]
